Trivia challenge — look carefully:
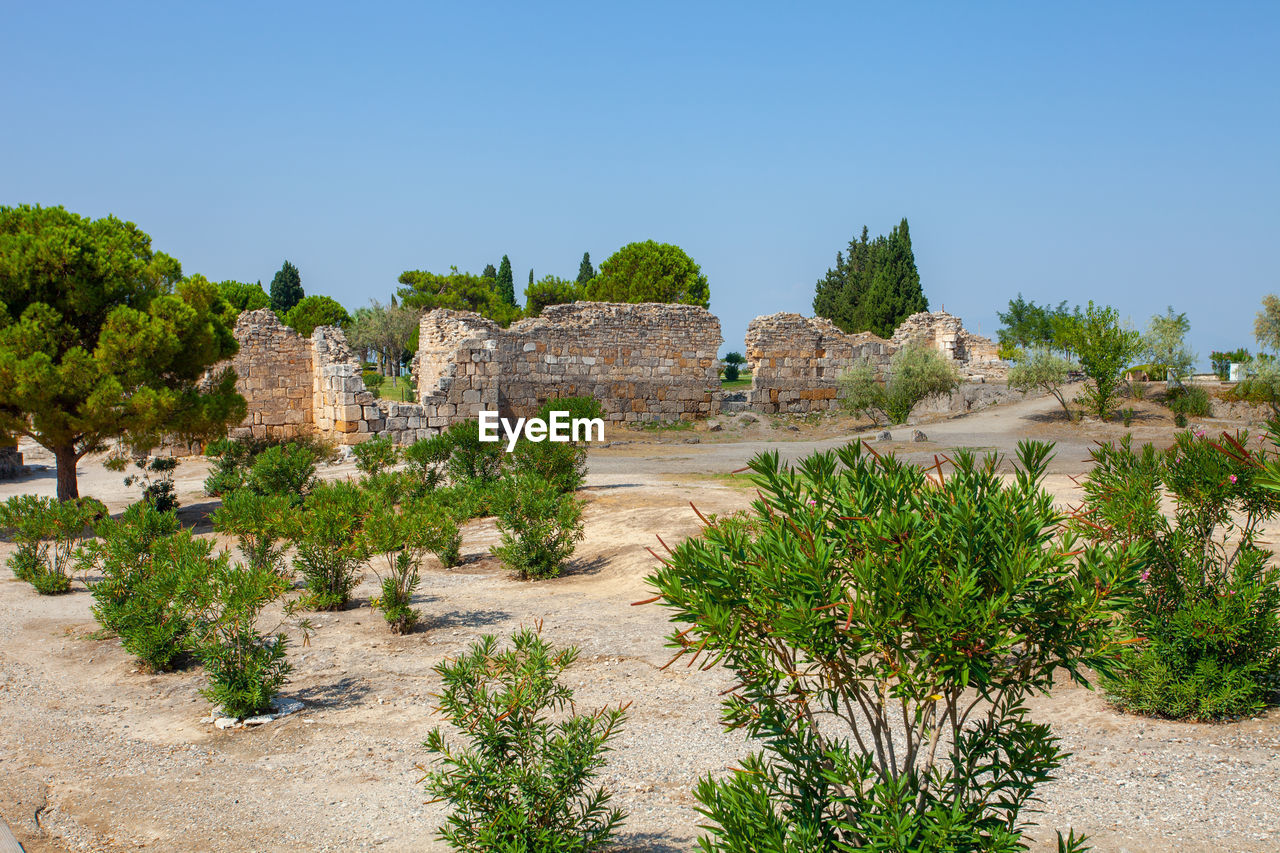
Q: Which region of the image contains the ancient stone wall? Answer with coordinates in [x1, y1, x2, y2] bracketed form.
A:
[416, 302, 723, 423]
[0, 441, 23, 480]
[746, 309, 1006, 414]
[744, 314, 892, 414]
[227, 309, 314, 441]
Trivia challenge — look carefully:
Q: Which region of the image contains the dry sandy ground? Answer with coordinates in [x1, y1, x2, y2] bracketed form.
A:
[2, 392, 1279, 852]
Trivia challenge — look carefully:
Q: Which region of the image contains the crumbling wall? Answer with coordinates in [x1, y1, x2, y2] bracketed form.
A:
[416, 302, 723, 423]
[313, 324, 436, 445]
[227, 309, 314, 440]
[746, 309, 1006, 414]
[0, 441, 23, 480]
[744, 314, 892, 414]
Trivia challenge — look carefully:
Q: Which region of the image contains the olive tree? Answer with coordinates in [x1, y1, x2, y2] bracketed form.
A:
[0, 205, 245, 499]
[837, 344, 958, 424]
[1008, 348, 1075, 419]
[1057, 301, 1143, 418]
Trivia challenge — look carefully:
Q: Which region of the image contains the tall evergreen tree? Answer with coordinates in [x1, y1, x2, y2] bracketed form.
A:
[528, 269, 534, 286]
[269, 260, 304, 314]
[481, 263, 497, 281]
[577, 252, 595, 286]
[812, 219, 927, 338]
[495, 255, 515, 307]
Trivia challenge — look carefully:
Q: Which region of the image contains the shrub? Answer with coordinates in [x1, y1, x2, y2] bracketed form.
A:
[1131, 380, 1146, 400]
[508, 397, 604, 494]
[1008, 348, 1075, 420]
[645, 441, 1137, 850]
[204, 436, 333, 497]
[423, 626, 627, 852]
[1228, 358, 1280, 417]
[82, 506, 215, 671]
[1080, 431, 1280, 720]
[1122, 408, 1135, 427]
[211, 489, 298, 574]
[244, 443, 317, 500]
[0, 495, 101, 594]
[364, 498, 455, 633]
[442, 420, 505, 486]
[1166, 384, 1212, 419]
[402, 433, 453, 497]
[352, 435, 399, 475]
[106, 454, 180, 512]
[194, 557, 306, 718]
[492, 474, 584, 580]
[838, 345, 958, 425]
[292, 480, 371, 610]
[363, 370, 386, 394]
[1057, 301, 1143, 418]
[1211, 348, 1250, 380]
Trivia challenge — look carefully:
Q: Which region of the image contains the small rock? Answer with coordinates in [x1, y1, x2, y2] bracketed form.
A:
[912, 429, 928, 442]
[242, 715, 274, 727]
[878, 430, 893, 441]
[786, 425, 799, 432]
[271, 698, 305, 717]
[684, 436, 700, 444]
[708, 423, 723, 432]
[214, 717, 238, 730]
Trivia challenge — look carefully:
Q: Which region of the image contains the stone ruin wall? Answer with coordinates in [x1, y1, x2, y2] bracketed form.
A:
[746, 310, 1006, 414]
[226, 309, 315, 441]
[415, 302, 723, 423]
[0, 440, 22, 480]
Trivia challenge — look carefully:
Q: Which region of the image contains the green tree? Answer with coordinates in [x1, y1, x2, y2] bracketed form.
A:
[1256, 294, 1280, 353]
[577, 251, 595, 286]
[0, 205, 245, 500]
[283, 294, 352, 338]
[1143, 306, 1195, 384]
[584, 240, 710, 307]
[495, 254, 516, 307]
[398, 267, 520, 326]
[996, 294, 1073, 358]
[838, 345, 958, 424]
[524, 275, 582, 316]
[1008, 348, 1076, 420]
[216, 280, 270, 322]
[269, 260, 304, 314]
[1057, 302, 1143, 418]
[813, 219, 928, 338]
[721, 351, 746, 381]
[348, 300, 420, 376]
[481, 263, 497, 281]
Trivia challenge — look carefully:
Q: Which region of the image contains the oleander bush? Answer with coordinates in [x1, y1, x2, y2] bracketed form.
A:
[106, 454, 180, 512]
[492, 474, 584, 580]
[422, 626, 627, 852]
[243, 443, 318, 500]
[0, 495, 102, 594]
[292, 480, 371, 610]
[442, 420, 505, 486]
[402, 432, 454, 497]
[352, 435, 399, 475]
[508, 397, 605, 494]
[646, 440, 1137, 851]
[1165, 384, 1212, 419]
[211, 489, 298, 574]
[1081, 430, 1280, 720]
[204, 436, 334, 497]
[365, 498, 456, 633]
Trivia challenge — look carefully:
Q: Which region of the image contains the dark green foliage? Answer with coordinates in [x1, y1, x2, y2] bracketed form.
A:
[365, 498, 458, 632]
[397, 267, 521, 327]
[996, 294, 1073, 357]
[495, 254, 516, 307]
[363, 370, 387, 393]
[1211, 348, 1250, 380]
[269, 260, 304, 314]
[1166, 384, 1212, 419]
[293, 480, 371, 610]
[402, 433, 454, 497]
[423, 627, 627, 852]
[284, 294, 351, 337]
[211, 489, 298, 573]
[244, 443, 318, 500]
[647, 441, 1135, 850]
[82, 505, 213, 671]
[106, 454, 179, 512]
[443, 420, 505, 486]
[576, 251, 595, 286]
[507, 397, 603, 494]
[481, 263, 497, 281]
[584, 241, 710, 308]
[215, 280, 271, 321]
[0, 495, 101, 594]
[525, 275, 583, 316]
[352, 435, 399, 475]
[203, 436, 332, 497]
[812, 219, 928, 338]
[492, 474, 585, 580]
[1057, 302, 1144, 419]
[722, 351, 746, 381]
[1081, 431, 1280, 719]
[195, 557, 301, 718]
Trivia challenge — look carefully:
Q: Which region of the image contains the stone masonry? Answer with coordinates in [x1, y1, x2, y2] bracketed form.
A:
[415, 302, 723, 423]
[0, 440, 22, 480]
[746, 309, 1005, 414]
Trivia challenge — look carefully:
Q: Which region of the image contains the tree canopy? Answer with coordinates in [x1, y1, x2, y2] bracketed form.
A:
[348, 300, 419, 376]
[495, 255, 516, 307]
[576, 252, 595, 286]
[397, 267, 520, 326]
[1256, 294, 1280, 353]
[216, 280, 270, 322]
[1056, 301, 1143, 418]
[1142, 305, 1195, 383]
[269, 260, 304, 314]
[584, 240, 710, 308]
[525, 275, 582, 316]
[813, 219, 928, 339]
[996, 294, 1073, 358]
[0, 205, 245, 499]
[284, 294, 353, 338]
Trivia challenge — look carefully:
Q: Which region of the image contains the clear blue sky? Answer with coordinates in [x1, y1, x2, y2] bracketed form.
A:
[4, 2, 1276, 363]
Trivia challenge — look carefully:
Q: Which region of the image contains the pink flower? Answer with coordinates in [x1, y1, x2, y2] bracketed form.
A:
[1194, 430, 1205, 439]
[807, 499, 817, 506]
[1229, 474, 1238, 484]
[1140, 569, 1151, 582]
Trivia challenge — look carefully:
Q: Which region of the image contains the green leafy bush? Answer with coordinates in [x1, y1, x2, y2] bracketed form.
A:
[838, 345, 958, 424]
[82, 506, 215, 671]
[244, 443, 317, 499]
[1166, 384, 1212, 419]
[423, 626, 627, 852]
[402, 433, 453, 497]
[211, 489, 298, 574]
[194, 557, 306, 718]
[1081, 430, 1280, 719]
[292, 480, 371, 610]
[508, 397, 605, 494]
[442, 420, 504, 486]
[646, 441, 1138, 850]
[352, 435, 399, 475]
[492, 474, 584, 580]
[1210, 348, 1250, 380]
[106, 454, 180, 512]
[0, 495, 101, 594]
[204, 436, 334, 497]
[364, 498, 456, 633]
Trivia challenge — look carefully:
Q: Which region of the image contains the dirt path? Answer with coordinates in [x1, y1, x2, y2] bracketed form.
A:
[2, 394, 1277, 851]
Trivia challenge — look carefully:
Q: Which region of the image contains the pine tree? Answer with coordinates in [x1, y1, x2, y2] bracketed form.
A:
[528, 269, 534, 287]
[269, 260, 304, 314]
[482, 263, 497, 281]
[577, 252, 595, 286]
[495, 255, 515, 307]
[812, 220, 926, 338]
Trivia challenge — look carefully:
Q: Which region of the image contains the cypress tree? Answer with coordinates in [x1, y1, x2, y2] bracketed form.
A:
[528, 269, 534, 286]
[481, 263, 497, 281]
[577, 252, 595, 286]
[495, 255, 515, 306]
[269, 260, 304, 314]
[812, 220, 926, 338]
